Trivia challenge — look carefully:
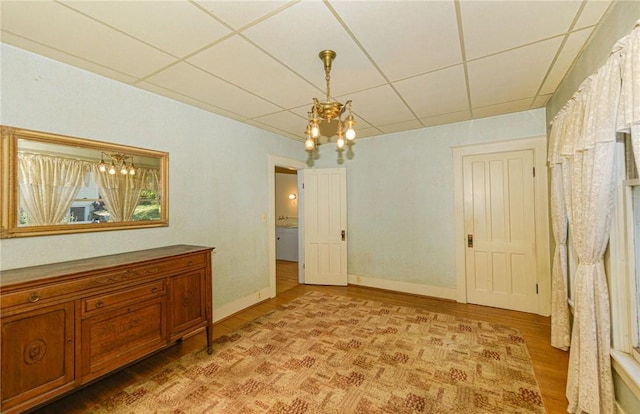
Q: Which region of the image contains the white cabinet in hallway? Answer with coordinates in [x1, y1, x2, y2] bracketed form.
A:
[276, 227, 298, 262]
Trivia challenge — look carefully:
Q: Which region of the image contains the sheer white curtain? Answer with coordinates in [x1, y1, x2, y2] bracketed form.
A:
[92, 166, 155, 222]
[548, 20, 640, 414]
[548, 108, 571, 351]
[568, 48, 622, 413]
[617, 21, 640, 164]
[18, 153, 89, 225]
[549, 47, 623, 414]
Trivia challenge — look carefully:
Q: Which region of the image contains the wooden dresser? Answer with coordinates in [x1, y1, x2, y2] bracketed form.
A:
[0, 244, 214, 413]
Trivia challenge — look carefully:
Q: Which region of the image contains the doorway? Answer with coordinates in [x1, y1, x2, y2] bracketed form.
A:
[268, 155, 306, 298]
[275, 166, 300, 294]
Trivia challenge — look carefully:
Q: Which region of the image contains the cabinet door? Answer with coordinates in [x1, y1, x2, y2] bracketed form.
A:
[80, 297, 166, 383]
[276, 228, 298, 261]
[170, 270, 206, 338]
[1, 302, 74, 411]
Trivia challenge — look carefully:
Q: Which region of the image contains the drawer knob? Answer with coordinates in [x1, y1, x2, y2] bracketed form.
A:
[152, 287, 158, 293]
[95, 301, 104, 308]
[28, 292, 40, 303]
[187, 260, 193, 266]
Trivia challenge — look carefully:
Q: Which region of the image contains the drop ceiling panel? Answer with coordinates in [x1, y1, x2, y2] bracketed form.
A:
[540, 27, 593, 95]
[145, 62, 280, 118]
[330, 1, 462, 80]
[420, 110, 472, 128]
[242, 1, 386, 96]
[344, 85, 415, 126]
[468, 37, 563, 108]
[378, 120, 425, 135]
[187, 35, 318, 108]
[575, 0, 613, 29]
[393, 65, 468, 118]
[252, 110, 307, 138]
[0, 1, 175, 78]
[196, 0, 292, 30]
[473, 98, 534, 119]
[64, 1, 232, 58]
[137, 81, 243, 121]
[460, 0, 581, 60]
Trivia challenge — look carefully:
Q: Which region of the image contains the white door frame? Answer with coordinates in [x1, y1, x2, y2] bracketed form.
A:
[452, 136, 551, 316]
[268, 155, 306, 299]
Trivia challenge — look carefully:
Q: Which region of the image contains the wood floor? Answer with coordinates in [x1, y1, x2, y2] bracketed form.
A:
[32, 261, 569, 413]
[276, 259, 300, 294]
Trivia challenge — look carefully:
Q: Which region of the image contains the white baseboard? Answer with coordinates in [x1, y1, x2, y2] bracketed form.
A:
[213, 286, 271, 322]
[348, 274, 457, 301]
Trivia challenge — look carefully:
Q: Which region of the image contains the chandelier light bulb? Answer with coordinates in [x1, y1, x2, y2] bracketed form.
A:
[336, 136, 345, 149]
[305, 137, 315, 151]
[98, 155, 107, 172]
[346, 127, 356, 141]
[311, 123, 319, 138]
[120, 164, 128, 175]
[108, 163, 116, 175]
[129, 163, 136, 175]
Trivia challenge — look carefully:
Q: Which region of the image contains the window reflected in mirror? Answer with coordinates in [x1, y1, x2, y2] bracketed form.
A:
[1, 126, 168, 238]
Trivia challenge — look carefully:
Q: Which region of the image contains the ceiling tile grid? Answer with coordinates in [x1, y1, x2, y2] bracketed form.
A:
[0, 0, 614, 142]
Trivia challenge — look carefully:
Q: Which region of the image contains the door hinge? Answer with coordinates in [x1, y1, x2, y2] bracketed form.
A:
[533, 167, 536, 177]
[536, 283, 539, 294]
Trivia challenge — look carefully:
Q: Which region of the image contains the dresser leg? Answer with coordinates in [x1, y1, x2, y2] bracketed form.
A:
[206, 323, 213, 354]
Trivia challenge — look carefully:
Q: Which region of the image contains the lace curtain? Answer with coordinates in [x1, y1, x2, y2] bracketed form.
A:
[617, 22, 640, 158]
[18, 153, 90, 226]
[548, 20, 640, 414]
[92, 166, 158, 222]
[548, 113, 570, 350]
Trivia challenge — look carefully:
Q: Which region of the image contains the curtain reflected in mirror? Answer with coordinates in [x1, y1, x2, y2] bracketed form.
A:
[1, 126, 168, 238]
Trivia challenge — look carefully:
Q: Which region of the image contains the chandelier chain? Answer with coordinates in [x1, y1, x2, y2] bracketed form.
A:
[325, 71, 331, 102]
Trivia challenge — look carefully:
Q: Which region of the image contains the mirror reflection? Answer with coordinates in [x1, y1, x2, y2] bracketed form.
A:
[1, 126, 169, 238]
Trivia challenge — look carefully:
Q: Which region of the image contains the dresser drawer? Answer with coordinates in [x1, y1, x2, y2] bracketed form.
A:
[1, 279, 86, 309]
[155, 253, 205, 273]
[83, 280, 166, 315]
[124, 254, 205, 279]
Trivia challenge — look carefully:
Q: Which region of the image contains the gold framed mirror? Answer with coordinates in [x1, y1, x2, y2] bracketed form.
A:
[0, 126, 169, 238]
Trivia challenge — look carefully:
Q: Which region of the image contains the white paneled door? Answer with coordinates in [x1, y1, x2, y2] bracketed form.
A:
[463, 150, 538, 313]
[302, 168, 347, 286]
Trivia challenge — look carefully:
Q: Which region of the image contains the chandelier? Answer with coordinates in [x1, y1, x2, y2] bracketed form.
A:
[98, 152, 136, 175]
[304, 50, 356, 153]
